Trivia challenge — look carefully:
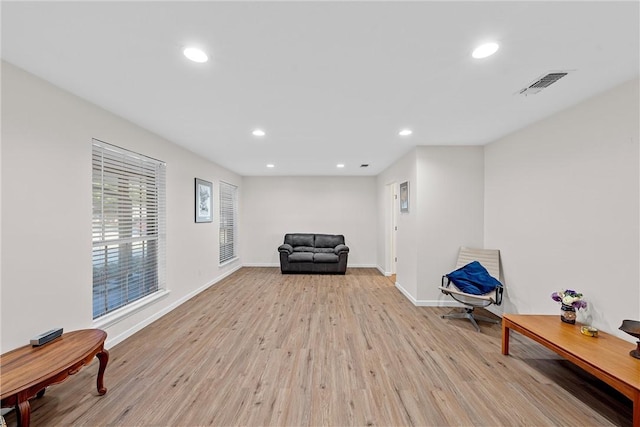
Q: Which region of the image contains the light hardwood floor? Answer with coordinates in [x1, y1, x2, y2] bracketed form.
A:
[8, 268, 632, 426]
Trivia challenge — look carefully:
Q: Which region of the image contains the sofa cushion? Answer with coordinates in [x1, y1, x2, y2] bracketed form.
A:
[314, 248, 334, 253]
[315, 234, 344, 248]
[313, 253, 339, 263]
[287, 234, 314, 247]
[293, 246, 315, 252]
[289, 252, 314, 263]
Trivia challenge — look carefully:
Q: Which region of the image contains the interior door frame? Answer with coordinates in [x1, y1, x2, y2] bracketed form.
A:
[386, 182, 398, 276]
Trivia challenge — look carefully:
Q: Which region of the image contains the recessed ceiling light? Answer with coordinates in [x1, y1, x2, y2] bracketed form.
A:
[266, 164, 275, 168]
[336, 164, 345, 168]
[398, 129, 412, 136]
[472, 42, 499, 59]
[183, 47, 208, 63]
[252, 129, 266, 137]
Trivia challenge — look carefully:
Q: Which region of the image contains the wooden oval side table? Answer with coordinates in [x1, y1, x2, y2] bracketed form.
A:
[0, 329, 109, 427]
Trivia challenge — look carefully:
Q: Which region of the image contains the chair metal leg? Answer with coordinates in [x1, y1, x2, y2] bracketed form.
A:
[442, 308, 481, 332]
[473, 314, 500, 324]
[442, 308, 500, 332]
[467, 314, 481, 332]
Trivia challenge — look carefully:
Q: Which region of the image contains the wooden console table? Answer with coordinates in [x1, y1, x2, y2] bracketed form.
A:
[502, 314, 639, 427]
[0, 329, 109, 427]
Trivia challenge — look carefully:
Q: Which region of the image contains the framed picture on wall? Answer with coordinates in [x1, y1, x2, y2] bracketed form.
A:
[400, 181, 409, 213]
[195, 178, 213, 223]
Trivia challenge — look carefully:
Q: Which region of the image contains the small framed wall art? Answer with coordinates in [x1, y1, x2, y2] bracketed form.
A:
[195, 178, 213, 223]
[400, 181, 409, 213]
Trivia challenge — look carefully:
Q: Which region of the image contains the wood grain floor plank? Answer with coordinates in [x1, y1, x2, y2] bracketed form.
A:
[7, 267, 632, 426]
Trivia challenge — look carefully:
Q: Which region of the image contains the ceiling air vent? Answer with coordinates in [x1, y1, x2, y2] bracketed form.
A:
[518, 71, 570, 96]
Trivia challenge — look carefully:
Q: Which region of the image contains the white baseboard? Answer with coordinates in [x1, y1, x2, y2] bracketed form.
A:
[104, 264, 242, 348]
[241, 263, 379, 269]
[394, 281, 465, 307]
[376, 265, 393, 276]
[394, 282, 504, 318]
[242, 263, 279, 267]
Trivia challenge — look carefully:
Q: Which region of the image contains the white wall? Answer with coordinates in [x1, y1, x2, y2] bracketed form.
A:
[1, 61, 242, 352]
[241, 176, 377, 267]
[485, 77, 640, 340]
[416, 146, 484, 302]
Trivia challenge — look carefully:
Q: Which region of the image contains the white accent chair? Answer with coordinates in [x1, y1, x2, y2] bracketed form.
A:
[439, 247, 503, 332]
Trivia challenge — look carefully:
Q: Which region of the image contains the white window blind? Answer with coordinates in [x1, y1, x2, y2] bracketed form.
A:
[92, 139, 166, 319]
[219, 181, 238, 263]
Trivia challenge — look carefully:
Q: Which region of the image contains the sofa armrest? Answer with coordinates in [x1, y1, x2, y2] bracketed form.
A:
[278, 243, 293, 254]
[334, 244, 349, 254]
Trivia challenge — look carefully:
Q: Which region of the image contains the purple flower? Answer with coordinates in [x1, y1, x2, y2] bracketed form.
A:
[552, 289, 587, 310]
[573, 300, 587, 310]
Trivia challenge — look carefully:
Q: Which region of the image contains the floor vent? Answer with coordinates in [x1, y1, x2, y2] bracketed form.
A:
[518, 71, 570, 96]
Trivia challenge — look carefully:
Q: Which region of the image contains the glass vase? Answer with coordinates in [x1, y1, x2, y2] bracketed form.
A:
[560, 303, 577, 324]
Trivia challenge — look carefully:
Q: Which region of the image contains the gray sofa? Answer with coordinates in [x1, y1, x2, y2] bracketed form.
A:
[278, 233, 349, 274]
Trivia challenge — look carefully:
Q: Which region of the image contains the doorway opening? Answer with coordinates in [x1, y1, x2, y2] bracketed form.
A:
[385, 182, 398, 281]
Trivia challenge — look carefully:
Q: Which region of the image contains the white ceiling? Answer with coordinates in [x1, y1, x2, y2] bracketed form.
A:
[2, 1, 638, 176]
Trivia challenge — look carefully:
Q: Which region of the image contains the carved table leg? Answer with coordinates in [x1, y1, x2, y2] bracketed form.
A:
[96, 348, 109, 395]
[16, 400, 30, 427]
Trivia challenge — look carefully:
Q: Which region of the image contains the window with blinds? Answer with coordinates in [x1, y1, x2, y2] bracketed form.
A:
[92, 139, 166, 319]
[219, 181, 238, 264]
